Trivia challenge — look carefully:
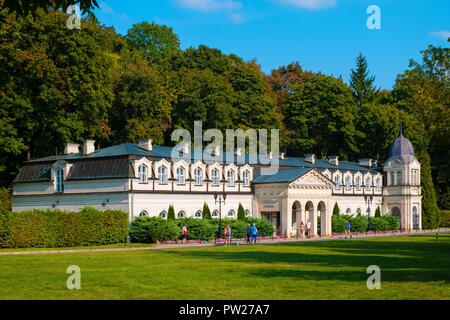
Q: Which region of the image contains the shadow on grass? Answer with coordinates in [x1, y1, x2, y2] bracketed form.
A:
[158, 235, 450, 284]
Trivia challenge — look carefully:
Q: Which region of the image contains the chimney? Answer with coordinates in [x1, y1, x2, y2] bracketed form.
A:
[83, 140, 96, 155]
[182, 143, 190, 154]
[213, 145, 220, 157]
[64, 143, 80, 155]
[328, 156, 339, 166]
[305, 154, 315, 164]
[138, 139, 152, 152]
[359, 159, 372, 167]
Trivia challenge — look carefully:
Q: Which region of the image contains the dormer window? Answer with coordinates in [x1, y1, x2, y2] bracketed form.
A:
[376, 178, 381, 190]
[356, 177, 361, 191]
[138, 164, 148, 183]
[212, 169, 219, 186]
[227, 170, 235, 187]
[158, 166, 167, 184]
[177, 167, 185, 185]
[194, 168, 202, 186]
[345, 176, 350, 190]
[365, 177, 371, 191]
[334, 176, 340, 190]
[55, 168, 64, 193]
[243, 170, 249, 186]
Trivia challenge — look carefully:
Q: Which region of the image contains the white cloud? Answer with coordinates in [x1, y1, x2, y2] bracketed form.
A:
[174, 0, 242, 12]
[428, 31, 450, 41]
[275, 0, 337, 10]
[100, 2, 115, 14]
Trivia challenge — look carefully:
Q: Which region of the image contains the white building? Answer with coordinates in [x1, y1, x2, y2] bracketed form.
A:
[11, 132, 422, 237]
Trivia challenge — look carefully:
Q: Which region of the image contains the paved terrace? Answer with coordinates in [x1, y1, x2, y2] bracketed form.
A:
[0, 228, 448, 256]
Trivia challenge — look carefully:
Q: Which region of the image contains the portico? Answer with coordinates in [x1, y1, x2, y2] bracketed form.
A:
[253, 168, 334, 237]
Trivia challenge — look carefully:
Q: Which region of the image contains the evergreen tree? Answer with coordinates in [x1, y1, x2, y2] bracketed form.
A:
[237, 203, 246, 221]
[375, 206, 381, 217]
[168, 204, 175, 220]
[418, 151, 440, 229]
[333, 203, 340, 216]
[202, 202, 212, 220]
[349, 53, 378, 107]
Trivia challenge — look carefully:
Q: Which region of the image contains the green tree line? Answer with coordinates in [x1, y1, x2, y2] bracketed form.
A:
[0, 9, 448, 227]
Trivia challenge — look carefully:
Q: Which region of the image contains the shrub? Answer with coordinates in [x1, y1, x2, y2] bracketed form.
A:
[351, 215, 368, 232]
[175, 218, 216, 241]
[332, 215, 346, 233]
[245, 217, 275, 237]
[168, 204, 175, 220]
[0, 207, 128, 248]
[384, 215, 400, 230]
[0, 188, 11, 211]
[375, 206, 381, 217]
[129, 217, 179, 243]
[237, 203, 246, 221]
[370, 217, 389, 231]
[332, 203, 340, 216]
[202, 202, 212, 220]
[439, 210, 450, 227]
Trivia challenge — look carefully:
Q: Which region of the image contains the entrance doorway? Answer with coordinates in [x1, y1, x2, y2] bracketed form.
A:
[261, 211, 280, 235]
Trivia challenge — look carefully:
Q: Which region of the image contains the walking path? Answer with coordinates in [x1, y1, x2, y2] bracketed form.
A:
[0, 228, 448, 256]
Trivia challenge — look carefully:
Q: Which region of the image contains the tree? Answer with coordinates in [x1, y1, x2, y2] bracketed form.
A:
[349, 53, 378, 107]
[126, 21, 180, 64]
[202, 202, 211, 220]
[375, 206, 381, 218]
[284, 73, 359, 159]
[333, 203, 340, 216]
[0, 0, 99, 17]
[237, 203, 246, 221]
[168, 204, 175, 220]
[418, 151, 440, 229]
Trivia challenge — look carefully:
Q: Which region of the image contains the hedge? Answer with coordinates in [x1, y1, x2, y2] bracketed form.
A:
[332, 214, 400, 233]
[129, 217, 275, 243]
[0, 207, 129, 248]
[439, 210, 450, 227]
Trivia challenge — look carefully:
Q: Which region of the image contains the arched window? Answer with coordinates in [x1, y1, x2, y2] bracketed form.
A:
[139, 210, 148, 217]
[365, 177, 371, 191]
[194, 210, 202, 219]
[346, 208, 351, 214]
[227, 170, 235, 186]
[211, 169, 219, 186]
[243, 171, 249, 186]
[212, 210, 219, 218]
[355, 177, 361, 191]
[376, 178, 381, 190]
[159, 211, 167, 219]
[345, 176, 350, 190]
[334, 176, 340, 189]
[55, 168, 64, 193]
[138, 164, 148, 183]
[356, 208, 361, 215]
[177, 167, 185, 185]
[245, 209, 251, 217]
[194, 168, 202, 185]
[159, 166, 167, 184]
[227, 210, 235, 218]
[177, 211, 186, 219]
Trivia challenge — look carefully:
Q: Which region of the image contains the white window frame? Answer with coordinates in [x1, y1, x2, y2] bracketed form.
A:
[345, 176, 350, 190]
[194, 211, 202, 219]
[177, 167, 185, 185]
[365, 177, 371, 191]
[243, 170, 249, 186]
[227, 170, 235, 187]
[334, 176, 340, 190]
[194, 168, 202, 186]
[355, 177, 361, 191]
[159, 166, 167, 184]
[212, 169, 219, 186]
[376, 177, 381, 191]
[138, 164, 148, 183]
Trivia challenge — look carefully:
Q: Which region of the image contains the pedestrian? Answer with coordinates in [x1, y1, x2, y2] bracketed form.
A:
[182, 224, 188, 244]
[345, 220, 351, 238]
[300, 221, 305, 238]
[224, 224, 232, 247]
[250, 223, 258, 244]
[245, 224, 251, 244]
[306, 219, 311, 238]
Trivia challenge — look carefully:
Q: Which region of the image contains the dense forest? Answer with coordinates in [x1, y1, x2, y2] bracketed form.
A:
[0, 8, 448, 226]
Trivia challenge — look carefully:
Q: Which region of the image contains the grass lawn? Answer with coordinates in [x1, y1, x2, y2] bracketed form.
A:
[0, 234, 449, 300]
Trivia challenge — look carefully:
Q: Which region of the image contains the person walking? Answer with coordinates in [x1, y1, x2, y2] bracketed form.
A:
[245, 224, 251, 244]
[345, 220, 352, 239]
[224, 224, 232, 247]
[250, 223, 258, 244]
[306, 219, 311, 238]
[300, 221, 305, 238]
[182, 224, 188, 244]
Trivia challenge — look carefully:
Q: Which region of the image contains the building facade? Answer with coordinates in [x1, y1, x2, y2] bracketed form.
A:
[11, 132, 422, 237]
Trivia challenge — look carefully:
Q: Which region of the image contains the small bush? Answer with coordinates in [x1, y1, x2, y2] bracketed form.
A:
[332, 215, 346, 233]
[202, 202, 212, 220]
[237, 203, 246, 221]
[129, 217, 179, 243]
[439, 210, 450, 227]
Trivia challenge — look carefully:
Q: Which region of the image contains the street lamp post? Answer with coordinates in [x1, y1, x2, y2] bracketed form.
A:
[365, 195, 373, 234]
[214, 193, 227, 244]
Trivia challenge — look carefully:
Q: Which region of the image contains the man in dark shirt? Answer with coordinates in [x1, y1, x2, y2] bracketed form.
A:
[245, 224, 251, 244]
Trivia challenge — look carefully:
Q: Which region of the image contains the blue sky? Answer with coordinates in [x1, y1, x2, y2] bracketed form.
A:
[93, 0, 449, 90]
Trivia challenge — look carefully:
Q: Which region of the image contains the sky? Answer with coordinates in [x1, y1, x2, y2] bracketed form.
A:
[93, 0, 449, 90]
